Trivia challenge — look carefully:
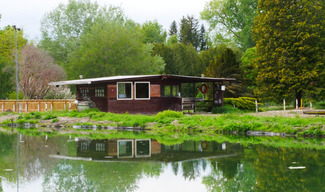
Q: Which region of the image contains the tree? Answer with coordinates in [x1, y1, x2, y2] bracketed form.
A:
[39, 0, 124, 68]
[252, 0, 325, 103]
[169, 20, 178, 36]
[201, 0, 257, 50]
[67, 19, 165, 79]
[0, 25, 27, 99]
[153, 43, 204, 76]
[141, 20, 167, 44]
[179, 15, 200, 50]
[205, 47, 243, 97]
[19, 44, 66, 99]
[199, 24, 208, 51]
[240, 47, 257, 95]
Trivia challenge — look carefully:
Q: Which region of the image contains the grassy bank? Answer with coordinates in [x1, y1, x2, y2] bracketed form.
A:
[1, 109, 325, 137]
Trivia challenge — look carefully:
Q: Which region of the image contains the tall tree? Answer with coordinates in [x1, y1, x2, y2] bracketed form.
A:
[205, 47, 243, 97]
[201, 0, 257, 50]
[68, 19, 165, 79]
[19, 44, 66, 99]
[179, 16, 200, 50]
[199, 24, 208, 51]
[169, 20, 178, 36]
[153, 43, 203, 76]
[39, 0, 124, 68]
[252, 0, 325, 103]
[0, 25, 27, 99]
[141, 20, 167, 44]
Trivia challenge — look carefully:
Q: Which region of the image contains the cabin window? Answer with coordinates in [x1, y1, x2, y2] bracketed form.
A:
[135, 139, 151, 157]
[80, 89, 89, 98]
[117, 82, 132, 100]
[162, 85, 179, 97]
[95, 143, 106, 152]
[95, 88, 105, 97]
[135, 82, 150, 100]
[118, 140, 134, 158]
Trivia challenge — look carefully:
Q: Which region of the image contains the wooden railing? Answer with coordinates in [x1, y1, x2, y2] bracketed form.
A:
[182, 98, 213, 112]
[0, 100, 77, 113]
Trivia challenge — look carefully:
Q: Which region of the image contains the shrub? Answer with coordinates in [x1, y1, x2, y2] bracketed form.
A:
[224, 97, 262, 111]
[155, 110, 184, 119]
[211, 105, 242, 114]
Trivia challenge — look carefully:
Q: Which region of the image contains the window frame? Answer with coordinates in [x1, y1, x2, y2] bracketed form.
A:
[117, 82, 133, 100]
[95, 88, 105, 98]
[135, 82, 150, 100]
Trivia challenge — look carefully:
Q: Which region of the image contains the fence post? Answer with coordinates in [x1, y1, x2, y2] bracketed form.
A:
[38, 103, 40, 112]
[1, 103, 3, 112]
[25, 101, 28, 112]
[51, 103, 53, 111]
[283, 99, 286, 111]
[13, 104, 15, 112]
[296, 99, 298, 110]
[69, 102, 71, 112]
[45, 102, 48, 111]
[19, 103, 21, 113]
[255, 100, 258, 113]
[310, 101, 312, 109]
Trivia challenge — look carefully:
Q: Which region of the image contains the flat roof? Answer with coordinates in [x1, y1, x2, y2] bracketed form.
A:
[49, 75, 235, 86]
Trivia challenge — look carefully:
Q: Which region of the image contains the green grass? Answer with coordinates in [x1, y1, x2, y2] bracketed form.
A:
[1, 109, 325, 137]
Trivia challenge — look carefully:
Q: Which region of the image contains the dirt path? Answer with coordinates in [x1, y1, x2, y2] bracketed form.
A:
[0, 113, 19, 123]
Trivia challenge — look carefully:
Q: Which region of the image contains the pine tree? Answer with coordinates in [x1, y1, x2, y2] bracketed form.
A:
[169, 20, 178, 36]
[179, 16, 200, 50]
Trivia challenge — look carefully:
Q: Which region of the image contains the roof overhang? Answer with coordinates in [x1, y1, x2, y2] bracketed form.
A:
[49, 75, 235, 86]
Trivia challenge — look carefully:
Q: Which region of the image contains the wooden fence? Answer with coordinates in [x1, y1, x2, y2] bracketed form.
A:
[0, 100, 77, 113]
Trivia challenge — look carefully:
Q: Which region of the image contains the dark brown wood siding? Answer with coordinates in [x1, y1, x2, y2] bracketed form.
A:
[107, 97, 181, 114]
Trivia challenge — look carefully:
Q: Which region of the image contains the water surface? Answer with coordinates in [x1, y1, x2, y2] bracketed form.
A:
[0, 131, 324, 192]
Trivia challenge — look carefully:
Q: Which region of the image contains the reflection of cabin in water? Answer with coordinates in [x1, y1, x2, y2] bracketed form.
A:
[76, 138, 242, 162]
[49, 75, 235, 114]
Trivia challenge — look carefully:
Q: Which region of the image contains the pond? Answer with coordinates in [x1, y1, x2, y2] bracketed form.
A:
[0, 131, 324, 192]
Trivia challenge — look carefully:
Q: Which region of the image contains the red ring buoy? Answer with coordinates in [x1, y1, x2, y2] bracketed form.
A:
[201, 141, 209, 150]
[200, 84, 208, 94]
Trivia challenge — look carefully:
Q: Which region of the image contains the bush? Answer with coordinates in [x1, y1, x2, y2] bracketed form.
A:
[211, 105, 242, 114]
[224, 97, 262, 111]
[8, 92, 24, 100]
[155, 110, 183, 119]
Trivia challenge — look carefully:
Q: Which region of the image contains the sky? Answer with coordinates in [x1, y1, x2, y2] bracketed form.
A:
[0, 0, 210, 41]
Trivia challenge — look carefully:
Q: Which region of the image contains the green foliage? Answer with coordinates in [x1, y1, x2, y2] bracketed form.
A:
[204, 47, 243, 97]
[7, 92, 24, 100]
[201, 0, 257, 50]
[141, 20, 167, 44]
[0, 26, 27, 99]
[155, 110, 184, 119]
[42, 113, 57, 120]
[179, 15, 200, 50]
[68, 19, 165, 78]
[240, 47, 257, 94]
[39, 0, 124, 68]
[153, 43, 204, 76]
[224, 97, 261, 111]
[211, 105, 242, 114]
[169, 20, 178, 36]
[252, 0, 325, 102]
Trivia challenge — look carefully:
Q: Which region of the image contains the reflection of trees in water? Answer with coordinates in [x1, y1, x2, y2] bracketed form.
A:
[0, 133, 18, 184]
[42, 160, 163, 192]
[181, 160, 205, 180]
[251, 146, 325, 192]
[43, 162, 96, 192]
[202, 160, 256, 192]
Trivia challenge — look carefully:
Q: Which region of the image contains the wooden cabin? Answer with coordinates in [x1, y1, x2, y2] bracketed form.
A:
[49, 75, 235, 114]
